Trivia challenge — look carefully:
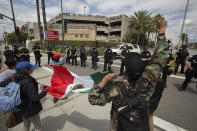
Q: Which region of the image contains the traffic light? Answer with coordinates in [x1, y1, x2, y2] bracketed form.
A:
[64, 21, 67, 33]
[15, 26, 20, 35]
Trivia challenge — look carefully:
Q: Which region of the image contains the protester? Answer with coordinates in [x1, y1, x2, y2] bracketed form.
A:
[0, 61, 47, 131]
[88, 20, 169, 131]
[50, 48, 68, 103]
[179, 54, 197, 91]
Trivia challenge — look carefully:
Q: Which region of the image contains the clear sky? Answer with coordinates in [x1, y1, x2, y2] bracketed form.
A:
[0, 0, 196, 42]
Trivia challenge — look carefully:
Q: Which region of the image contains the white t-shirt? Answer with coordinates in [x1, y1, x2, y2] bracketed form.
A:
[0, 69, 16, 83]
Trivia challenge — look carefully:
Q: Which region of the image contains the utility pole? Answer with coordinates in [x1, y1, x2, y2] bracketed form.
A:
[178, 0, 189, 49]
[61, 0, 64, 49]
[10, 0, 19, 46]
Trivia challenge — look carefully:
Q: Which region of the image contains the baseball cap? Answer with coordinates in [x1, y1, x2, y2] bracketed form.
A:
[53, 54, 62, 61]
[16, 61, 37, 72]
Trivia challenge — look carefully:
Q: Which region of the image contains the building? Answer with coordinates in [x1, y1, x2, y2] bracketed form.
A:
[20, 22, 43, 41]
[49, 13, 130, 42]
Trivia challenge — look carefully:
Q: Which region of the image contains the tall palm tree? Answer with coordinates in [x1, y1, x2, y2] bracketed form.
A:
[153, 13, 164, 44]
[41, 0, 47, 42]
[36, 0, 42, 47]
[130, 10, 152, 44]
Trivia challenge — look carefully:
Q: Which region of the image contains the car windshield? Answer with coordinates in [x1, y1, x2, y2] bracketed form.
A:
[133, 44, 138, 48]
[113, 45, 121, 49]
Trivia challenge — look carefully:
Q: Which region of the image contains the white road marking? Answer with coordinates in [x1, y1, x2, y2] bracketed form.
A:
[42, 65, 187, 131]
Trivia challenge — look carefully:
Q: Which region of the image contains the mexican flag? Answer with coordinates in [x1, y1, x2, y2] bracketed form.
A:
[45, 65, 108, 99]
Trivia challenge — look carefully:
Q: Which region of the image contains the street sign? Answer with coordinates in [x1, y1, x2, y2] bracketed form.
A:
[0, 14, 3, 19]
[45, 30, 59, 41]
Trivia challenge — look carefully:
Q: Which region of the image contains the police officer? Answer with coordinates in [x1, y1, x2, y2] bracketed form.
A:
[47, 46, 53, 64]
[20, 46, 30, 62]
[4, 46, 14, 61]
[12, 45, 21, 62]
[66, 46, 71, 64]
[174, 45, 189, 75]
[33, 44, 42, 67]
[179, 54, 197, 91]
[141, 46, 151, 66]
[91, 45, 98, 70]
[119, 44, 129, 76]
[71, 44, 78, 66]
[103, 46, 113, 72]
[80, 44, 86, 67]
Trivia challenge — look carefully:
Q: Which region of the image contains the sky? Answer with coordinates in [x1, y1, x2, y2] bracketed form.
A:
[0, 0, 196, 42]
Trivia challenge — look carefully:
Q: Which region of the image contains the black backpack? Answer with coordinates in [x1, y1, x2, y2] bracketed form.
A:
[114, 81, 150, 131]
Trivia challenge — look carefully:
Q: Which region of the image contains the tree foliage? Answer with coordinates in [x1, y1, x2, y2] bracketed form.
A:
[5, 31, 28, 45]
[181, 33, 188, 44]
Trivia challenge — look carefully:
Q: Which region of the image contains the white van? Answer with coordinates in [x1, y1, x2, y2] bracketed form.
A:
[111, 44, 141, 57]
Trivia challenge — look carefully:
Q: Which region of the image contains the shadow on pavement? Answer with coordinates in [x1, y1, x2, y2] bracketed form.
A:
[174, 83, 197, 94]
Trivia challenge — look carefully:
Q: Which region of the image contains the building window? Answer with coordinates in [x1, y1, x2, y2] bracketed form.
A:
[85, 34, 89, 38]
[80, 34, 83, 38]
[75, 34, 78, 38]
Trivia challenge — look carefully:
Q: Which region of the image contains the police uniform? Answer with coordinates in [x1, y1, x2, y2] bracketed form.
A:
[13, 46, 20, 62]
[119, 49, 129, 76]
[71, 46, 77, 66]
[33, 45, 41, 67]
[66, 47, 71, 64]
[180, 55, 197, 91]
[4, 49, 14, 61]
[141, 50, 151, 65]
[80, 47, 86, 67]
[47, 46, 53, 64]
[91, 47, 98, 70]
[20, 47, 30, 62]
[103, 47, 112, 72]
[174, 47, 189, 74]
[88, 34, 169, 131]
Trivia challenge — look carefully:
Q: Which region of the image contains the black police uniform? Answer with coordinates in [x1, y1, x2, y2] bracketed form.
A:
[119, 49, 129, 75]
[47, 46, 53, 64]
[20, 47, 30, 62]
[66, 47, 71, 64]
[103, 48, 112, 72]
[180, 55, 197, 90]
[174, 48, 189, 74]
[71, 47, 77, 66]
[33, 45, 41, 67]
[141, 50, 151, 65]
[13, 47, 20, 62]
[4, 49, 14, 61]
[91, 47, 98, 70]
[80, 47, 86, 67]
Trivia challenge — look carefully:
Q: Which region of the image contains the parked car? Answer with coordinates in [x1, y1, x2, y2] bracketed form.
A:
[111, 44, 141, 58]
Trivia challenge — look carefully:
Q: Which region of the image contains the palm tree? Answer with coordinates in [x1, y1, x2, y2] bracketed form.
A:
[130, 10, 152, 44]
[181, 33, 188, 45]
[153, 13, 164, 44]
[36, 0, 42, 47]
[41, 0, 47, 47]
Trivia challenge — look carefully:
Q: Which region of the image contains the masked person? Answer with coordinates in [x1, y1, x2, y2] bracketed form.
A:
[103, 46, 113, 72]
[119, 44, 129, 76]
[91, 45, 98, 70]
[71, 44, 78, 66]
[33, 44, 42, 67]
[88, 20, 169, 131]
[141, 46, 151, 66]
[80, 44, 86, 67]
[179, 54, 197, 91]
[174, 45, 189, 75]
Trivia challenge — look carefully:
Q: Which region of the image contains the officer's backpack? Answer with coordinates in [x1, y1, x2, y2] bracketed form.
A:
[114, 81, 150, 131]
[0, 79, 28, 113]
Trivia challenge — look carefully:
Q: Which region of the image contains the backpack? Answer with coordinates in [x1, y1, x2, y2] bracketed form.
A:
[115, 81, 150, 131]
[149, 77, 165, 114]
[0, 79, 29, 113]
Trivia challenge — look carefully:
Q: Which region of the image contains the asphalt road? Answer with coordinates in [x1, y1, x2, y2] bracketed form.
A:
[35, 54, 197, 131]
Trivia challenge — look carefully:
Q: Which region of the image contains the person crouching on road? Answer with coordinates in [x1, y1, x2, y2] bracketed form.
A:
[50, 48, 68, 103]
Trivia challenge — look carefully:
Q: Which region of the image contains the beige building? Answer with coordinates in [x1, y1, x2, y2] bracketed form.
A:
[47, 23, 96, 41]
[49, 13, 130, 42]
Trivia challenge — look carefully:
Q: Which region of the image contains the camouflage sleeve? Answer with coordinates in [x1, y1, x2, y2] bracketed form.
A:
[142, 34, 169, 101]
[88, 84, 120, 106]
